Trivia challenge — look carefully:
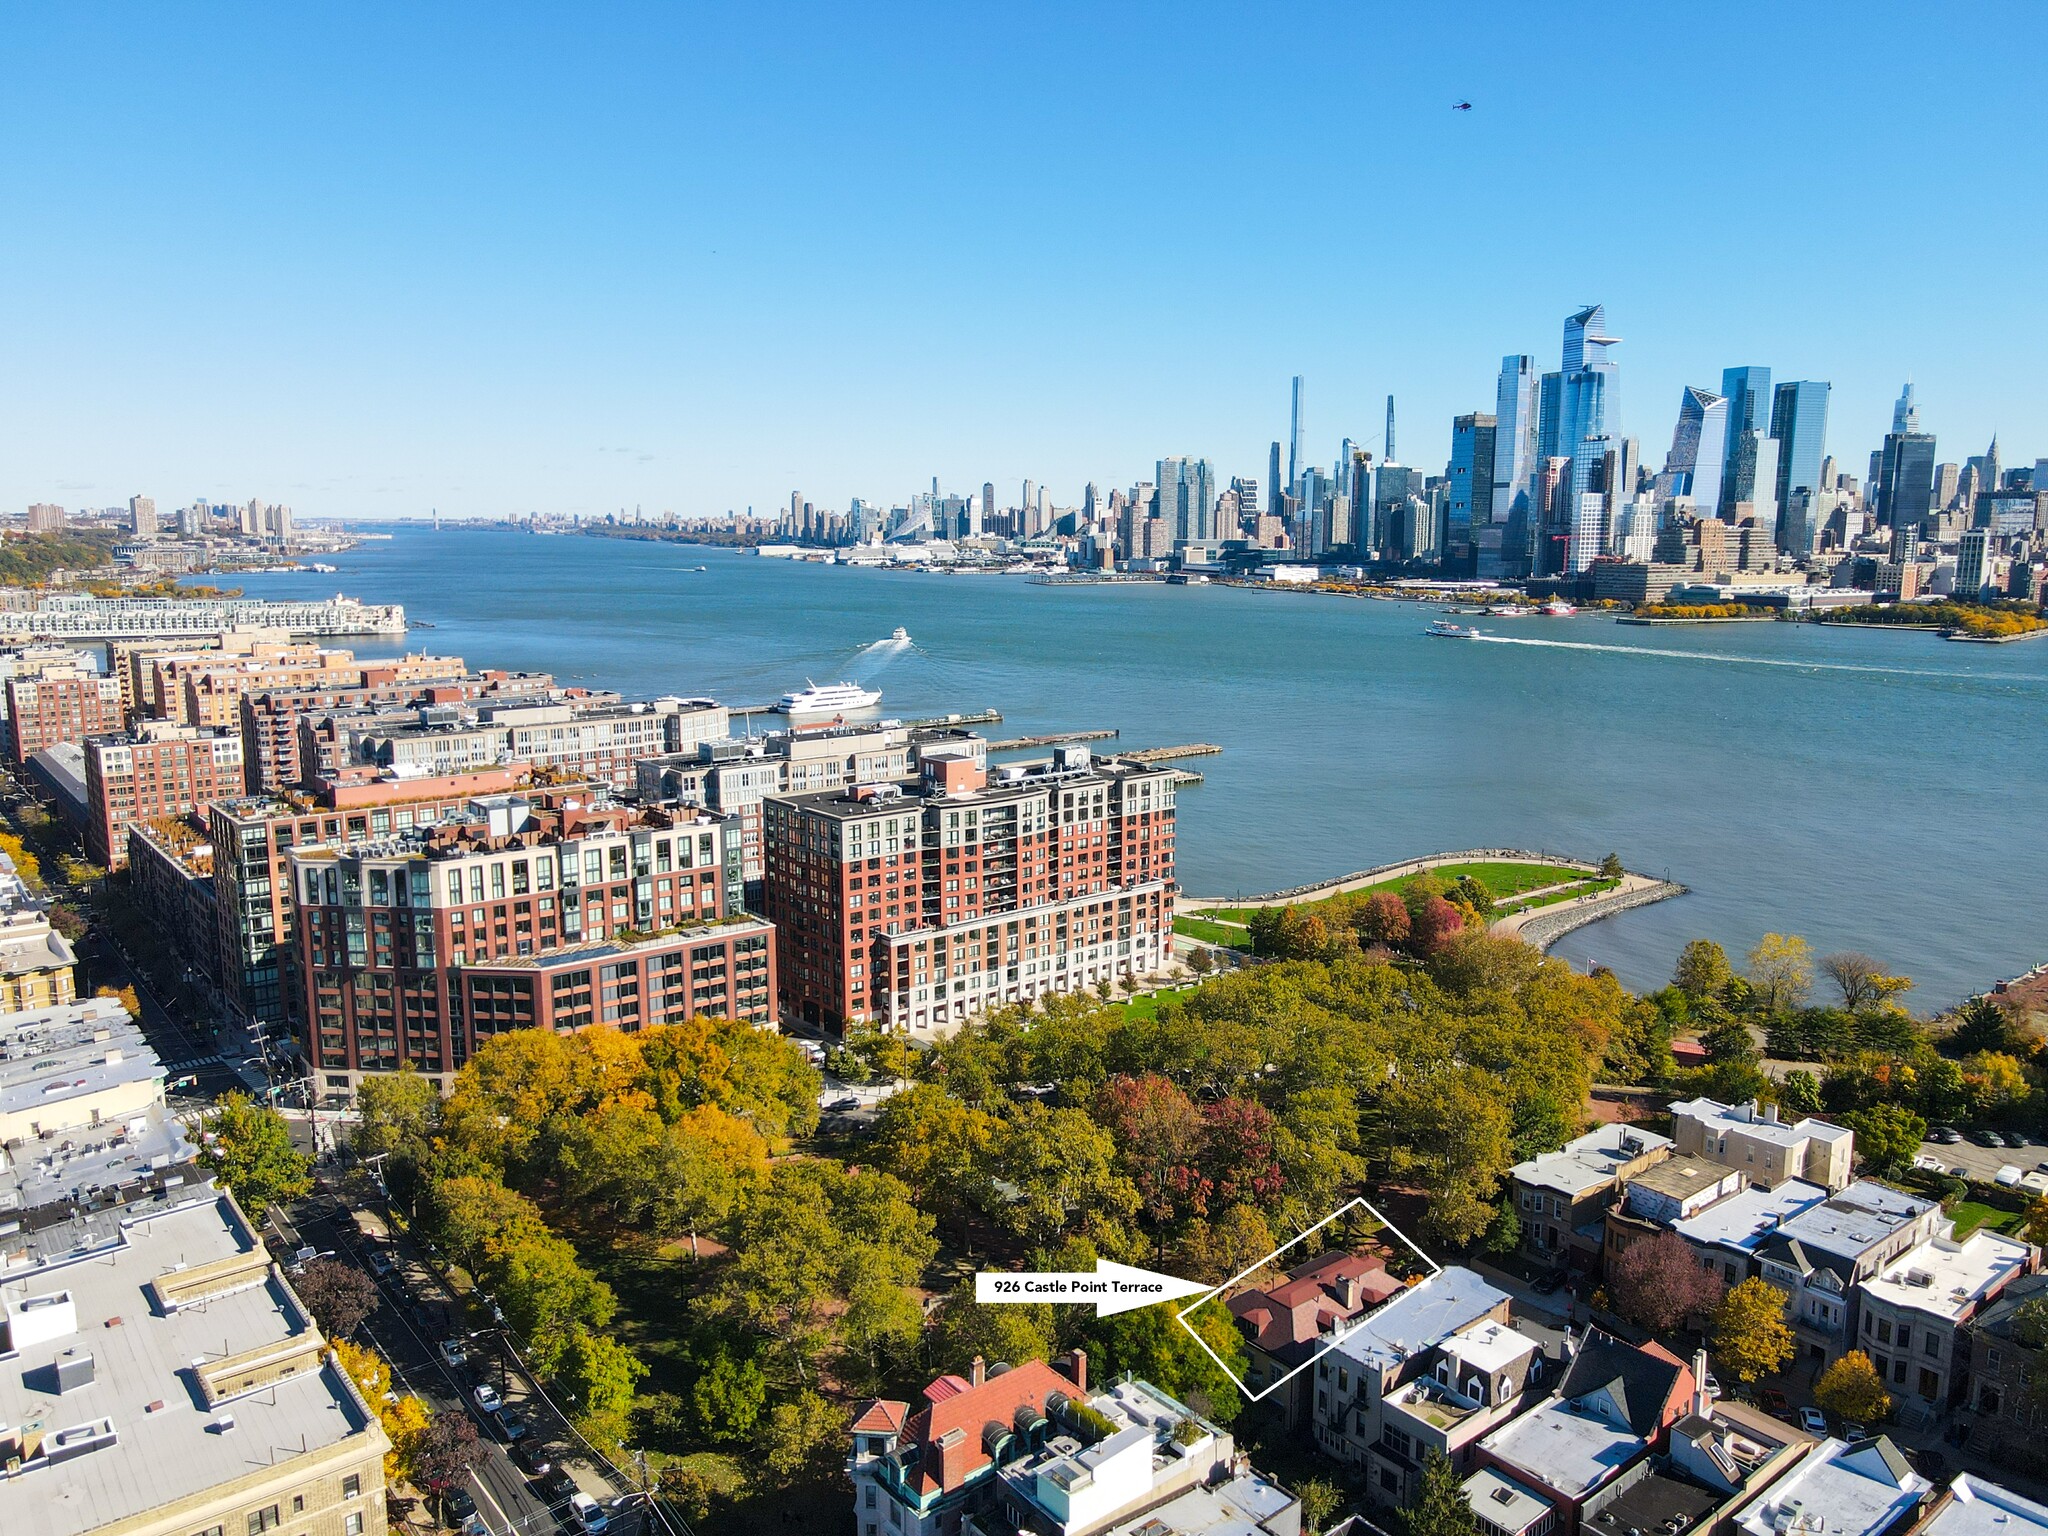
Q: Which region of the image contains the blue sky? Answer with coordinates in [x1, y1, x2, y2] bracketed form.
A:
[3, 3, 2041, 519]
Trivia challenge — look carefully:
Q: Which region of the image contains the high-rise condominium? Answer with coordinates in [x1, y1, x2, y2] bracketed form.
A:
[1447, 414, 1496, 576]
[1490, 355, 1538, 577]
[129, 494, 157, 537]
[1155, 457, 1215, 545]
[1541, 304, 1621, 574]
[1716, 366, 1771, 519]
[1287, 376, 1305, 498]
[1769, 380, 1831, 551]
[1384, 395, 1396, 461]
[1657, 386, 1728, 508]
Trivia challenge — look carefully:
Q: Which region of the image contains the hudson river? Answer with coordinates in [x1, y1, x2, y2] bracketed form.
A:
[225, 530, 2048, 1005]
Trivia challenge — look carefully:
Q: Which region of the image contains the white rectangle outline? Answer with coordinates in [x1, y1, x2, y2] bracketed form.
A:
[1173, 1196, 1441, 1403]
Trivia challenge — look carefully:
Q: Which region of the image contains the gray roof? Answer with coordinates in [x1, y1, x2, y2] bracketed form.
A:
[1327, 1266, 1508, 1373]
[1772, 1180, 1935, 1267]
[0, 999, 160, 1120]
[0, 1193, 383, 1536]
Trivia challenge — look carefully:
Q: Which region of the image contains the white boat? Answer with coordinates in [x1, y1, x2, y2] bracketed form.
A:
[1542, 599, 1578, 616]
[1425, 619, 1481, 639]
[780, 681, 883, 715]
[889, 626, 911, 642]
[1486, 604, 1538, 617]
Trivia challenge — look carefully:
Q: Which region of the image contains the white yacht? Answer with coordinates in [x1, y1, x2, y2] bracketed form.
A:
[780, 681, 883, 716]
[888, 626, 911, 642]
[1425, 618, 1481, 639]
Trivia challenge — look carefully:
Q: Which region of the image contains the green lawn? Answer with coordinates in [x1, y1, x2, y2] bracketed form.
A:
[1200, 858, 1593, 925]
[1493, 877, 1621, 915]
[1173, 913, 1250, 948]
[1115, 985, 1198, 1021]
[1949, 1201, 2024, 1239]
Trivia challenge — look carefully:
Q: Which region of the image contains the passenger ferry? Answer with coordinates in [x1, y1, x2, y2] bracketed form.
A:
[780, 681, 883, 716]
[1425, 619, 1481, 639]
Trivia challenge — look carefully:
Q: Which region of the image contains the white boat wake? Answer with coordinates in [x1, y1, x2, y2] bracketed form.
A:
[1471, 632, 2048, 685]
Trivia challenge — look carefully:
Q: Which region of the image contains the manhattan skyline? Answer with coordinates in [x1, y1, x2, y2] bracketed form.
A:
[4, 2, 2045, 518]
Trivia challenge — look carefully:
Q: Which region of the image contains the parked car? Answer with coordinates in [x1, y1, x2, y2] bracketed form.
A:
[512, 1438, 554, 1478]
[2011, 1130, 2038, 1148]
[1932, 1127, 1964, 1145]
[438, 1340, 469, 1371]
[1974, 1129, 2008, 1148]
[442, 1487, 476, 1525]
[1912, 1154, 1945, 1172]
[534, 1468, 577, 1506]
[367, 1249, 399, 1279]
[568, 1492, 610, 1534]
[472, 1382, 502, 1414]
[825, 1095, 860, 1112]
[1759, 1387, 1791, 1419]
[1799, 1406, 1828, 1435]
[492, 1405, 531, 1444]
[1530, 1269, 1567, 1295]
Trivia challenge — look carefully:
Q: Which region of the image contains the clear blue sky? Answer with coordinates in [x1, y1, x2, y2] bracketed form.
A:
[4, 3, 2042, 520]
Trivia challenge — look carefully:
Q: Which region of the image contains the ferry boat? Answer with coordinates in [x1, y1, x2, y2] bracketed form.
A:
[889, 626, 911, 642]
[1485, 604, 1539, 617]
[1542, 599, 1578, 616]
[780, 681, 883, 716]
[1425, 619, 1481, 639]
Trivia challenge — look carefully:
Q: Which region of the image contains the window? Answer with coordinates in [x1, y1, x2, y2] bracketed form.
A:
[865, 1488, 877, 1508]
[248, 1507, 281, 1536]
[291, 1497, 304, 1515]
[345, 1517, 364, 1536]
[343, 1475, 360, 1500]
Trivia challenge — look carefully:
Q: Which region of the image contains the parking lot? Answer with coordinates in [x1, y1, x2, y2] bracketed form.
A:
[1916, 1133, 2048, 1188]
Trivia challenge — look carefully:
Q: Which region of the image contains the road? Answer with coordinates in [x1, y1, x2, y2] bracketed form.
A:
[1917, 1135, 2048, 1186]
[271, 1184, 645, 1536]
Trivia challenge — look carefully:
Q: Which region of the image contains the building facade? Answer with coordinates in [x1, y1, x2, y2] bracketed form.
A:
[83, 722, 245, 869]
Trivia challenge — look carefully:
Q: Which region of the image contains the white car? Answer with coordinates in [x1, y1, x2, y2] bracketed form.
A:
[1911, 1154, 1945, 1172]
[1996, 1165, 2025, 1188]
[567, 1492, 609, 1534]
[439, 1340, 469, 1370]
[472, 1382, 502, 1414]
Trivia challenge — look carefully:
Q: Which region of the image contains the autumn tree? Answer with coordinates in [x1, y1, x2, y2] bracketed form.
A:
[1714, 1278, 1795, 1383]
[1096, 1074, 1212, 1235]
[294, 1256, 380, 1339]
[353, 1064, 440, 1161]
[1747, 934, 1815, 1014]
[1673, 940, 1734, 1000]
[1607, 1231, 1726, 1333]
[409, 1410, 485, 1502]
[1203, 1096, 1284, 1210]
[1821, 952, 1911, 1013]
[195, 1092, 311, 1220]
[1840, 1103, 1926, 1175]
[1813, 1350, 1892, 1423]
[1297, 1477, 1342, 1536]
[1177, 1204, 1278, 1285]
[1351, 891, 1411, 949]
[1409, 896, 1468, 957]
[1383, 1065, 1514, 1249]
[759, 1390, 851, 1486]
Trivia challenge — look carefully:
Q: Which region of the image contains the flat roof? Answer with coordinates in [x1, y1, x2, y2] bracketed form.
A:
[1672, 1097, 1853, 1150]
[1327, 1267, 1509, 1374]
[1674, 1179, 1830, 1253]
[1463, 1468, 1551, 1534]
[0, 999, 160, 1119]
[1629, 1153, 1739, 1200]
[0, 1193, 382, 1536]
[1481, 1399, 1644, 1499]
[1774, 1180, 1935, 1261]
[1921, 1474, 2048, 1535]
[1733, 1437, 1930, 1536]
[1442, 1319, 1540, 1376]
[1512, 1124, 1672, 1196]
[1862, 1231, 2032, 1323]
[1593, 1468, 1723, 1529]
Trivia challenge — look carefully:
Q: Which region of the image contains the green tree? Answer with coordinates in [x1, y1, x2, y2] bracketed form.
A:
[1673, 939, 1734, 1000]
[1714, 1278, 1795, 1384]
[1813, 1350, 1892, 1423]
[758, 1390, 850, 1485]
[1599, 852, 1625, 879]
[1946, 996, 2024, 1057]
[195, 1092, 312, 1220]
[687, 1343, 769, 1443]
[869, 1084, 998, 1233]
[987, 1103, 1141, 1247]
[1747, 934, 1815, 1015]
[1402, 1448, 1479, 1535]
[1484, 1201, 1522, 1255]
[353, 1064, 440, 1160]
[1776, 1069, 1823, 1117]
[1298, 1477, 1342, 1535]
[1383, 1066, 1513, 1249]
[1840, 1103, 1926, 1175]
[929, 1278, 1056, 1377]
[1082, 1299, 1246, 1422]
[557, 1327, 646, 1419]
[1916, 1057, 1970, 1126]
[495, 1233, 617, 1375]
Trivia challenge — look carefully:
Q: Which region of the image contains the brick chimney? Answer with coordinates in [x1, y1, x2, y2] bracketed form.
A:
[970, 1355, 985, 1387]
[1069, 1349, 1087, 1393]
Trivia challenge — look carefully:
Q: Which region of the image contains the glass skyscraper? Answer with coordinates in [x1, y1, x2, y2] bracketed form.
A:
[1769, 380, 1831, 550]
[1716, 365, 1771, 520]
[1555, 305, 1621, 574]
[1491, 355, 1538, 537]
[1447, 413, 1496, 577]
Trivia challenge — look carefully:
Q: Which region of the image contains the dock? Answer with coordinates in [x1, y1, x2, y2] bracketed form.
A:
[989, 729, 1119, 751]
[1122, 743, 1221, 764]
[727, 705, 1004, 726]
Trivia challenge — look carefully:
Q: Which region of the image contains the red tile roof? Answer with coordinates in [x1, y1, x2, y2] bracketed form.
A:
[1228, 1249, 1393, 1354]
[852, 1399, 910, 1434]
[895, 1360, 1081, 1496]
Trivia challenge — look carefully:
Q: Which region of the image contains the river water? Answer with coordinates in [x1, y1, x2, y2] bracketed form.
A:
[217, 530, 2048, 1006]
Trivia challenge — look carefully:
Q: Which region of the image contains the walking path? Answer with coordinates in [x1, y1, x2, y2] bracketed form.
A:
[1494, 875, 1688, 950]
[1180, 847, 1598, 911]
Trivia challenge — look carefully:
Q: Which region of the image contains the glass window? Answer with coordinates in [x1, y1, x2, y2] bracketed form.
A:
[248, 1507, 281, 1536]
[343, 1475, 361, 1499]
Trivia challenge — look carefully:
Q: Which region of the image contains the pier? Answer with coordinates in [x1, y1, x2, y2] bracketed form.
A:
[728, 704, 1004, 727]
[1122, 743, 1221, 764]
[988, 729, 1119, 750]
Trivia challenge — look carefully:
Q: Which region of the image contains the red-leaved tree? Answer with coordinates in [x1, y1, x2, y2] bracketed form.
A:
[1607, 1230, 1727, 1334]
[1204, 1096, 1284, 1210]
[1095, 1073, 1211, 1228]
[1409, 896, 1469, 957]
[1352, 891, 1412, 949]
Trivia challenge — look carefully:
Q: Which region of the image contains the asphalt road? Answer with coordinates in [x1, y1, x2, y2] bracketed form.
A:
[271, 1185, 640, 1536]
[1918, 1135, 2048, 1186]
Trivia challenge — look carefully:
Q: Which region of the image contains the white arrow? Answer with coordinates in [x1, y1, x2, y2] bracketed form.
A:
[975, 1259, 1213, 1318]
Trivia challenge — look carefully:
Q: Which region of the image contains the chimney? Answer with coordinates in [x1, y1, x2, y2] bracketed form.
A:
[1762, 1102, 1780, 1125]
[970, 1355, 985, 1387]
[1691, 1348, 1711, 1419]
[1070, 1349, 1088, 1394]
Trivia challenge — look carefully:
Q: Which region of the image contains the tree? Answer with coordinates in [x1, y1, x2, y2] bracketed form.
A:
[195, 1092, 312, 1220]
[1946, 996, 2024, 1058]
[1297, 1477, 1342, 1536]
[1607, 1231, 1727, 1333]
[1714, 1278, 1795, 1384]
[293, 1256, 380, 1339]
[1777, 1069, 1823, 1117]
[1484, 1201, 1522, 1255]
[1599, 852, 1625, 880]
[1096, 1074, 1212, 1232]
[334, 1340, 431, 1484]
[758, 1389, 850, 1485]
[1202, 1096, 1284, 1210]
[1409, 897, 1468, 957]
[2022, 1197, 2048, 1248]
[494, 1232, 617, 1374]
[987, 1103, 1139, 1247]
[1747, 934, 1815, 1015]
[929, 1279, 1055, 1378]
[869, 1084, 997, 1233]
[1351, 891, 1411, 949]
[1962, 1052, 2034, 1120]
[409, 1409, 485, 1497]
[557, 1327, 646, 1419]
[657, 1465, 715, 1524]
[1383, 1066, 1513, 1249]
[1082, 1299, 1246, 1422]
[1673, 940, 1734, 1000]
[1813, 1350, 1892, 1423]
[1840, 1103, 1926, 1175]
[687, 1343, 770, 1443]
[353, 1064, 440, 1161]
[1821, 952, 1911, 1013]
[1176, 1204, 1278, 1285]
[1402, 1447, 1479, 1535]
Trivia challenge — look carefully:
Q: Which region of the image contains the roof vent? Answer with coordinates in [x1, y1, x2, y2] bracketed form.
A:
[54, 1350, 95, 1392]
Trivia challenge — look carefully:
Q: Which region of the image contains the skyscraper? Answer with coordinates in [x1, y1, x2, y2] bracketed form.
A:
[1447, 413, 1497, 577]
[982, 482, 995, 528]
[129, 494, 157, 537]
[1021, 479, 1035, 517]
[1384, 395, 1396, 461]
[1188, 459, 1215, 543]
[1287, 377, 1305, 498]
[1550, 305, 1621, 575]
[1716, 366, 1772, 520]
[1892, 382, 1920, 434]
[1490, 356, 1538, 554]
[1656, 386, 1726, 504]
[1769, 381, 1831, 551]
[1268, 442, 1283, 526]
[1877, 429, 1936, 534]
